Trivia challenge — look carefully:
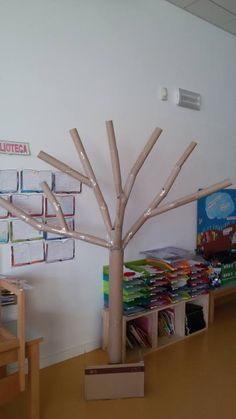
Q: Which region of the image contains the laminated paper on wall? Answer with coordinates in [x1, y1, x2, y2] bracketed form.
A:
[10, 219, 44, 242]
[45, 195, 75, 217]
[11, 194, 44, 217]
[0, 195, 10, 218]
[0, 170, 18, 193]
[21, 169, 53, 192]
[45, 238, 75, 262]
[54, 172, 81, 193]
[0, 221, 9, 243]
[44, 217, 74, 240]
[11, 240, 45, 266]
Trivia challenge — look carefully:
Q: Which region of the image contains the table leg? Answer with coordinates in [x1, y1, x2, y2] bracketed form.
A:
[27, 343, 40, 419]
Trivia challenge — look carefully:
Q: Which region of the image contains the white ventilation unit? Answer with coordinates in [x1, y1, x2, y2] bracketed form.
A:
[176, 88, 201, 110]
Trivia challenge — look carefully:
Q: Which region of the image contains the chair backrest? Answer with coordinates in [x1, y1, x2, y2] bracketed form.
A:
[0, 278, 25, 391]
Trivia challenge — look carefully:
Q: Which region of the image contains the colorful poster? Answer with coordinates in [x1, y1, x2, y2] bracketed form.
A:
[197, 189, 236, 255]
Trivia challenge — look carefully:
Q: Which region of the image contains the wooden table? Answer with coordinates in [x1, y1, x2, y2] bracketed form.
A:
[0, 322, 42, 419]
[209, 282, 236, 323]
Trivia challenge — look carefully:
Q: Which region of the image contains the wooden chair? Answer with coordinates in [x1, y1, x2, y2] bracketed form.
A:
[0, 277, 25, 404]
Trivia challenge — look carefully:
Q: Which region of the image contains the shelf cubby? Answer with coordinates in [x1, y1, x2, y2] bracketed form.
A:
[102, 293, 209, 362]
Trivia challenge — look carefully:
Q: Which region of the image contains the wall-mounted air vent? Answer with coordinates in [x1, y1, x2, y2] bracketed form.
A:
[176, 88, 201, 110]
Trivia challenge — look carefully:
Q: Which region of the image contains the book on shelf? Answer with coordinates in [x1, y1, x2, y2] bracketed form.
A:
[158, 309, 175, 337]
[126, 319, 151, 349]
[1, 289, 17, 306]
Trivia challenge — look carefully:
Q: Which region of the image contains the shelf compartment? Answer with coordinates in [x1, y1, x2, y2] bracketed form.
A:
[157, 302, 185, 348]
[185, 295, 209, 336]
[102, 294, 209, 362]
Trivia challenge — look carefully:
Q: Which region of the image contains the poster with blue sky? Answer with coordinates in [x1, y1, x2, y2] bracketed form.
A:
[197, 189, 236, 256]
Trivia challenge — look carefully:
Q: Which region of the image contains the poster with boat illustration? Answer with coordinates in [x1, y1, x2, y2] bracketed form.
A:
[197, 189, 236, 256]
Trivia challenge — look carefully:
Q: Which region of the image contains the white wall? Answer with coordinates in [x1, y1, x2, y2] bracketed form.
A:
[0, 0, 235, 367]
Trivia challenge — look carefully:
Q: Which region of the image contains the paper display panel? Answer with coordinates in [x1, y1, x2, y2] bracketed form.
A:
[21, 169, 53, 192]
[44, 217, 74, 240]
[0, 221, 9, 243]
[0, 170, 18, 193]
[10, 218, 44, 242]
[11, 194, 44, 216]
[45, 195, 75, 217]
[45, 238, 75, 263]
[0, 195, 10, 218]
[11, 240, 45, 267]
[54, 172, 81, 193]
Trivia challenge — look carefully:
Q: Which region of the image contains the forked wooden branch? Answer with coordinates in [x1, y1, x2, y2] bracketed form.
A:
[123, 127, 162, 203]
[70, 128, 112, 237]
[123, 178, 232, 248]
[148, 179, 232, 218]
[123, 141, 197, 247]
[110, 126, 163, 231]
[0, 197, 110, 248]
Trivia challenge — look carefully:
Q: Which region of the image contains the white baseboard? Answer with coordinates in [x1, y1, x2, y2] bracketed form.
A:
[40, 339, 101, 369]
[8, 339, 101, 374]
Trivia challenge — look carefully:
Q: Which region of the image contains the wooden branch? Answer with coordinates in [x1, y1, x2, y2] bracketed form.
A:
[123, 141, 197, 247]
[38, 151, 91, 187]
[70, 128, 112, 236]
[123, 178, 232, 248]
[147, 141, 197, 212]
[0, 197, 110, 249]
[123, 127, 162, 202]
[148, 179, 232, 218]
[40, 181, 68, 232]
[106, 120, 123, 198]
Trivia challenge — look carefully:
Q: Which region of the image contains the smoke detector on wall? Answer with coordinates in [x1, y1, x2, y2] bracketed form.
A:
[176, 88, 201, 110]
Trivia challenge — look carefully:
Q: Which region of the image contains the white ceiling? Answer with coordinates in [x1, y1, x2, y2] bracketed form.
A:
[166, 0, 236, 36]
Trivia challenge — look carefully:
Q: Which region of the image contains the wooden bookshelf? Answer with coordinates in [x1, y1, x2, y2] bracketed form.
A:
[102, 294, 209, 362]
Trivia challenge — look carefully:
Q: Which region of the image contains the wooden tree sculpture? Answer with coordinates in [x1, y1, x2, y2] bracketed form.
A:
[0, 121, 231, 366]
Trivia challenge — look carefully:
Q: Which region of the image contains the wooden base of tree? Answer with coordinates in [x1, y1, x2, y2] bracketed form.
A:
[84, 361, 144, 400]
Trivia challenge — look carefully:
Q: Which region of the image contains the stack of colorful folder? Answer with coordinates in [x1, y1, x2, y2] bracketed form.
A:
[142, 247, 210, 301]
[103, 260, 170, 315]
[103, 248, 210, 315]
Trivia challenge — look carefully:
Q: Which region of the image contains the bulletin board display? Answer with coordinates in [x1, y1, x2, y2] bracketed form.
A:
[0, 169, 80, 267]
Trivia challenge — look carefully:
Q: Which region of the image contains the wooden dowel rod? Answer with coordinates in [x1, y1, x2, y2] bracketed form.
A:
[106, 120, 123, 198]
[70, 128, 112, 236]
[123, 127, 162, 201]
[40, 182, 68, 232]
[123, 141, 197, 247]
[38, 151, 91, 187]
[150, 141, 197, 209]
